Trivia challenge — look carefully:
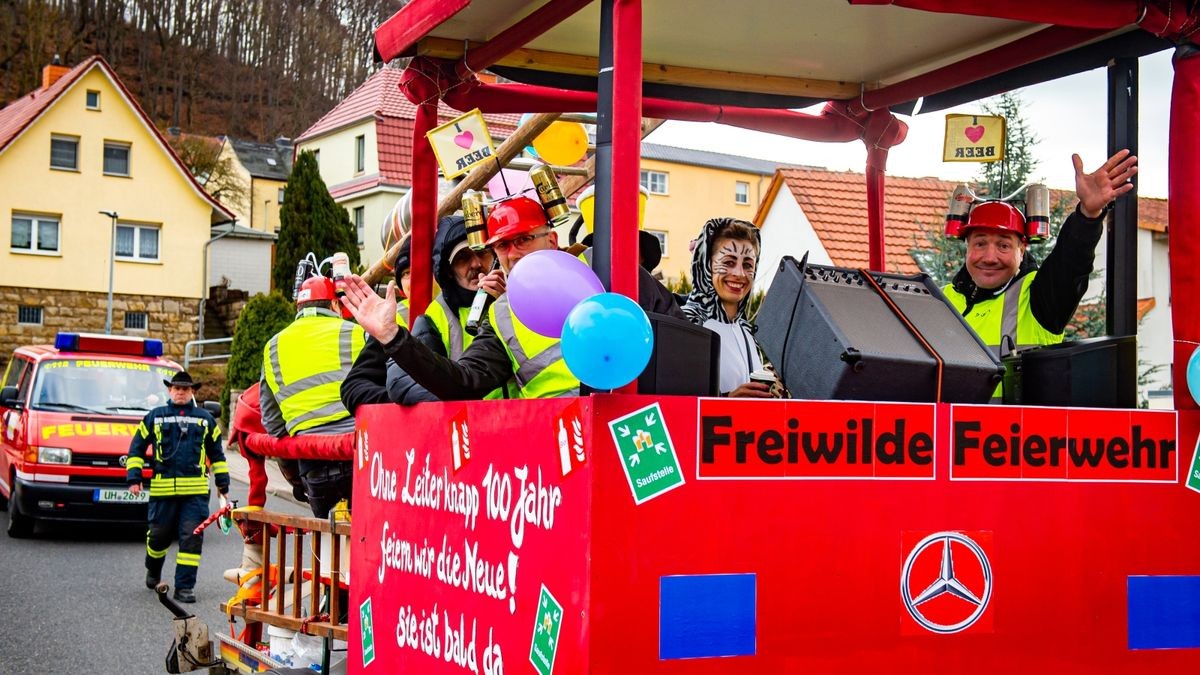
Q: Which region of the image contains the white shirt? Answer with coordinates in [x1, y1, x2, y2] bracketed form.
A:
[703, 319, 763, 395]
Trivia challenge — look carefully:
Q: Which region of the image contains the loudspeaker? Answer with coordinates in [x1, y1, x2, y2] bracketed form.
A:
[1016, 335, 1136, 408]
[637, 312, 720, 396]
[580, 312, 720, 396]
[755, 256, 1004, 403]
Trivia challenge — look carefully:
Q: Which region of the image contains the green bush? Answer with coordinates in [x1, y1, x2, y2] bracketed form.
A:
[220, 291, 295, 424]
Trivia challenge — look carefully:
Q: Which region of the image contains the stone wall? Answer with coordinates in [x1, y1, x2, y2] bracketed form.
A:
[0, 287, 199, 370]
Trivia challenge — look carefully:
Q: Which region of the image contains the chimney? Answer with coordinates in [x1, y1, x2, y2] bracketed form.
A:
[42, 54, 69, 90]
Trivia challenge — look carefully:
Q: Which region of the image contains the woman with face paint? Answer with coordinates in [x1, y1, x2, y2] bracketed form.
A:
[682, 218, 774, 398]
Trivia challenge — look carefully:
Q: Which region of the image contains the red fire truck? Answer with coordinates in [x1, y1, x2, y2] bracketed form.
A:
[0, 332, 183, 537]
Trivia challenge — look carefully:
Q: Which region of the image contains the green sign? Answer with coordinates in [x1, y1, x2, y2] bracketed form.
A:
[529, 585, 563, 675]
[608, 402, 685, 504]
[1187, 438, 1200, 494]
[360, 597, 376, 667]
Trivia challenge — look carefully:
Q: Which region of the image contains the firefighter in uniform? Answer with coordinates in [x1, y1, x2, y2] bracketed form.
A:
[126, 371, 228, 604]
[340, 196, 683, 400]
[260, 274, 366, 516]
[942, 150, 1138, 399]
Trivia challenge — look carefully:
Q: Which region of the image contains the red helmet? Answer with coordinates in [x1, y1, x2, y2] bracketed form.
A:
[296, 276, 336, 305]
[960, 201, 1028, 242]
[485, 196, 548, 246]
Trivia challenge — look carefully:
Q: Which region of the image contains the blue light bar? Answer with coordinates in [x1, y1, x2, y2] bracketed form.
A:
[143, 339, 164, 357]
[54, 332, 163, 357]
[54, 332, 79, 351]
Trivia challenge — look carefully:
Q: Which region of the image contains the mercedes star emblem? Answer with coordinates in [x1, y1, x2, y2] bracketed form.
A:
[901, 531, 992, 634]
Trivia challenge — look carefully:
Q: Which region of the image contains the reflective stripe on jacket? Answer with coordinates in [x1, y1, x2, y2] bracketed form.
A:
[489, 295, 579, 399]
[263, 309, 366, 435]
[426, 294, 510, 400]
[944, 270, 1064, 399]
[126, 403, 228, 498]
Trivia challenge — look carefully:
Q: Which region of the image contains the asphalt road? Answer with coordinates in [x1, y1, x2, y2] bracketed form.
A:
[0, 481, 308, 675]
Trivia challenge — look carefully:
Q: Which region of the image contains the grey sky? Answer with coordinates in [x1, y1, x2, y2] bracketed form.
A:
[646, 50, 1174, 198]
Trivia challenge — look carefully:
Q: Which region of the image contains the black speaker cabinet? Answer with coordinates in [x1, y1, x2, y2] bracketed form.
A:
[756, 256, 1004, 403]
[1016, 335, 1137, 408]
[579, 313, 720, 396]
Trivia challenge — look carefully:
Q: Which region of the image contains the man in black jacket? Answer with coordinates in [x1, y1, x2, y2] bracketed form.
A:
[942, 149, 1138, 357]
[340, 215, 508, 411]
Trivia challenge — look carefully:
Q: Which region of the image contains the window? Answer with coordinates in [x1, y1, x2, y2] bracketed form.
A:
[124, 312, 148, 330]
[2, 357, 29, 390]
[50, 135, 78, 170]
[86, 90, 100, 110]
[735, 181, 750, 205]
[646, 229, 668, 257]
[11, 214, 60, 254]
[17, 306, 43, 326]
[312, 149, 320, 166]
[103, 141, 130, 176]
[115, 223, 160, 261]
[640, 170, 669, 195]
[355, 135, 366, 173]
[277, 187, 286, 204]
[353, 206, 365, 246]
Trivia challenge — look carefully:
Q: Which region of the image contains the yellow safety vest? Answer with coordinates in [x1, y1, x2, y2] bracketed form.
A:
[396, 298, 410, 329]
[424, 295, 512, 400]
[263, 309, 366, 434]
[489, 296, 579, 399]
[944, 271, 1063, 399]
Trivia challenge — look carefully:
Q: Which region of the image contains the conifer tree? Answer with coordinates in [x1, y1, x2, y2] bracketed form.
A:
[272, 151, 361, 300]
[221, 291, 295, 425]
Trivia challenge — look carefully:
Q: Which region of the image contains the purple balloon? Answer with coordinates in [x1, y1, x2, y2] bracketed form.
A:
[507, 250, 604, 337]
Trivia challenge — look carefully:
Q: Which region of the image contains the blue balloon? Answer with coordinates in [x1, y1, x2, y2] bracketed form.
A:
[561, 293, 654, 391]
[1189, 347, 1200, 407]
[519, 113, 539, 158]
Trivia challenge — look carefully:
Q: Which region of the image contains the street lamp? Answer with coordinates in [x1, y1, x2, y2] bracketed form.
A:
[100, 210, 118, 334]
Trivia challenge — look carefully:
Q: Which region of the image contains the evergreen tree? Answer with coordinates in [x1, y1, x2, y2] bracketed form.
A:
[272, 151, 361, 301]
[221, 291, 295, 425]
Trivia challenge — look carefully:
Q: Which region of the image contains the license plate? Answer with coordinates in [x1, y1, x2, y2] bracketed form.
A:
[94, 488, 149, 504]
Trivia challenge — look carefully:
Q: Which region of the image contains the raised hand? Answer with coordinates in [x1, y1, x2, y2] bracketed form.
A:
[340, 275, 402, 344]
[1074, 149, 1138, 218]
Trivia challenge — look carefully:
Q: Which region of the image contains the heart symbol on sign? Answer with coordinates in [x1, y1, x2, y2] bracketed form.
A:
[964, 126, 985, 143]
[454, 131, 474, 149]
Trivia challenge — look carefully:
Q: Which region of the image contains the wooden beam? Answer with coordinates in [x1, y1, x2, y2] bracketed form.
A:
[363, 112, 563, 286]
[418, 36, 861, 100]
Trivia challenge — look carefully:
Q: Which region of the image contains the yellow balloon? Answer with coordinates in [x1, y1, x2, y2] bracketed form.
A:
[531, 121, 589, 166]
[577, 184, 649, 234]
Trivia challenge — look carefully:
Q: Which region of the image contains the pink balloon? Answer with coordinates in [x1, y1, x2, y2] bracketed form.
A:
[487, 168, 535, 200]
[507, 250, 605, 337]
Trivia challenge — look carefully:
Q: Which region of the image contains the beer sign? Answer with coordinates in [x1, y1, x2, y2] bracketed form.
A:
[427, 108, 497, 179]
[943, 114, 1005, 163]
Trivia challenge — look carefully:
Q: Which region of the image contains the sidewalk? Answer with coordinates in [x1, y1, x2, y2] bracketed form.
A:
[223, 445, 304, 506]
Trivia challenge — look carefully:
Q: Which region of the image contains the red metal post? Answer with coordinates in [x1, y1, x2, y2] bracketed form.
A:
[408, 100, 438, 320]
[611, 0, 643, 306]
[1170, 45, 1200, 411]
[865, 147, 888, 271]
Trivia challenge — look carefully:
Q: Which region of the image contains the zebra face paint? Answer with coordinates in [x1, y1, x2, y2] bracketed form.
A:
[710, 236, 757, 312]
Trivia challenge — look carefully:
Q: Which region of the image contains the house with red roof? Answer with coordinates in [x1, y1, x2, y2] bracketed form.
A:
[295, 67, 520, 267]
[752, 167, 1172, 400]
[0, 56, 234, 363]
